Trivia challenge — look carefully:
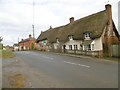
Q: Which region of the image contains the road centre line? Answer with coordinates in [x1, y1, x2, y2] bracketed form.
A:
[63, 61, 90, 68]
[22, 52, 54, 60]
[40, 55, 54, 60]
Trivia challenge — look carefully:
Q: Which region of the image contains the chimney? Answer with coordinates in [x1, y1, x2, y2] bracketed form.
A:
[105, 4, 113, 35]
[29, 34, 32, 38]
[105, 4, 113, 57]
[50, 26, 52, 29]
[41, 31, 43, 34]
[69, 17, 74, 23]
[105, 4, 112, 25]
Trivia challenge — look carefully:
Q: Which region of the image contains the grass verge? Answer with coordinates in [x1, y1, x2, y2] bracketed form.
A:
[8, 74, 25, 88]
[0, 50, 15, 58]
[103, 57, 120, 62]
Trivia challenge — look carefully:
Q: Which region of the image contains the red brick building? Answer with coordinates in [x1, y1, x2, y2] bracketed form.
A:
[18, 35, 37, 50]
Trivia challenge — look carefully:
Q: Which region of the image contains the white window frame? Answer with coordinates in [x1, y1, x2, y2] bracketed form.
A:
[85, 33, 90, 38]
[84, 44, 91, 51]
[42, 40, 47, 45]
[74, 45, 78, 50]
[69, 35, 73, 40]
[56, 38, 59, 43]
[69, 45, 72, 50]
[91, 44, 94, 51]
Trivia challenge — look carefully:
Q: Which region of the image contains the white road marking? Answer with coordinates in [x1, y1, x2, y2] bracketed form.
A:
[41, 56, 54, 60]
[39, 55, 55, 62]
[64, 61, 90, 68]
[78, 64, 90, 68]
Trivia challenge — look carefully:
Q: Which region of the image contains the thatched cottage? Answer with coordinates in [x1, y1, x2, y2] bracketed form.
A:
[36, 4, 120, 57]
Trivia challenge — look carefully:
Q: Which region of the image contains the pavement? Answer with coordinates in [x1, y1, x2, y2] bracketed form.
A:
[2, 51, 118, 88]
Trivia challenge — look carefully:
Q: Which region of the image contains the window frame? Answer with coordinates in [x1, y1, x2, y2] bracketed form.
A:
[84, 44, 91, 51]
[84, 33, 91, 39]
[74, 45, 78, 50]
[68, 35, 73, 40]
[56, 38, 59, 43]
[69, 45, 72, 50]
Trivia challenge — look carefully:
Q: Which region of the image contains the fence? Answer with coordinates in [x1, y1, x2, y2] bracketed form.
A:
[63, 49, 103, 58]
[112, 44, 120, 58]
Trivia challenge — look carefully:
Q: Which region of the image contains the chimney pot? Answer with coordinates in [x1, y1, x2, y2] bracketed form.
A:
[29, 34, 32, 38]
[50, 26, 52, 29]
[105, 4, 111, 11]
[41, 31, 43, 33]
[69, 17, 74, 23]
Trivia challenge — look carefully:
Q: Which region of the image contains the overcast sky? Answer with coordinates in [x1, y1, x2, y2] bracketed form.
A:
[0, 0, 119, 46]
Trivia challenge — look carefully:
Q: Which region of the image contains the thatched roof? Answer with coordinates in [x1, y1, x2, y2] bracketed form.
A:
[36, 10, 118, 43]
[57, 10, 108, 42]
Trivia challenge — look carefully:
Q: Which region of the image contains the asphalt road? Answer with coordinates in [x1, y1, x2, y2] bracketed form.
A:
[13, 51, 118, 88]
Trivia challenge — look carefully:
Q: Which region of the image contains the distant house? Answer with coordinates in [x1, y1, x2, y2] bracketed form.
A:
[5, 45, 14, 51]
[36, 4, 120, 57]
[13, 44, 19, 51]
[18, 34, 37, 51]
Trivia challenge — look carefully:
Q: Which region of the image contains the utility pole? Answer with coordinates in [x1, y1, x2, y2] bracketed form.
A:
[32, 0, 35, 38]
[32, 24, 35, 38]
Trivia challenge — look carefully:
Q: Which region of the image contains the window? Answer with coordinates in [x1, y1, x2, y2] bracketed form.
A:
[84, 44, 91, 51]
[69, 45, 72, 50]
[91, 44, 94, 50]
[56, 38, 59, 43]
[80, 44, 83, 50]
[85, 33, 90, 40]
[69, 35, 73, 40]
[74, 45, 78, 50]
[42, 40, 47, 45]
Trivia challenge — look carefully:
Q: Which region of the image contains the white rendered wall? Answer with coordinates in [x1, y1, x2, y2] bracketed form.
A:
[91, 37, 103, 51]
[64, 40, 82, 50]
[54, 43, 59, 49]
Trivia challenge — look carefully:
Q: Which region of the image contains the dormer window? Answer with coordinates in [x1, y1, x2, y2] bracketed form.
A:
[42, 39, 47, 45]
[84, 33, 91, 40]
[69, 35, 73, 40]
[56, 38, 59, 43]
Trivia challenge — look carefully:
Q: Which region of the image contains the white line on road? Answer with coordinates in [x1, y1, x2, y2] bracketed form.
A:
[41, 55, 54, 60]
[64, 61, 90, 68]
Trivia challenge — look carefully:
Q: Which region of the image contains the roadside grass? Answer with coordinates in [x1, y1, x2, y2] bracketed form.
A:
[0, 50, 15, 58]
[103, 57, 120, 62]
[8, 74, 26, 88]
